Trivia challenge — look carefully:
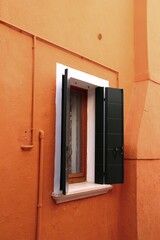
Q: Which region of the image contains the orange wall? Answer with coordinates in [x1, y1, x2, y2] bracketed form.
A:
[125, 0, 160, 240]
[0, 0, 134, 114]
[0, 1, 137, 240]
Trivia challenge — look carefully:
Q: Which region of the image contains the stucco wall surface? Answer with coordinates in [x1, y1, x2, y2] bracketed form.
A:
[0, 0, 134, 113]
[0, 24, 135, 240]
[0, 1, 136, 240]
[125, 1, 160, 240]
[137, 160, 160, 240]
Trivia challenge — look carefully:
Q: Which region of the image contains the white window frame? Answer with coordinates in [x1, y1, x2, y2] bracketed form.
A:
[52, 63, 113, 203]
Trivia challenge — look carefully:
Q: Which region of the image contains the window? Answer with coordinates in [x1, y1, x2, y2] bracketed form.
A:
[69, 86, 87, 184]
[53, 64, 124, 203]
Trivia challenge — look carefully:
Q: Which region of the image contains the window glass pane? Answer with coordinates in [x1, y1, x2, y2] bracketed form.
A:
[69, 92, 81, 174]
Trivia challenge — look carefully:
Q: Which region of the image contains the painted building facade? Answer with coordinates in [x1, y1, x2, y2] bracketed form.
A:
[0, 0, 160, 239]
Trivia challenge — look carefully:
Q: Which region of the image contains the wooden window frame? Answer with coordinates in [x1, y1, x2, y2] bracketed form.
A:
[69, 86, 87, 184]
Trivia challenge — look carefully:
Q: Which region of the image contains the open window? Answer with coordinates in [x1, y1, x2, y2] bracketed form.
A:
[53, 64, 124, 203]
[69, 86, 87, 184]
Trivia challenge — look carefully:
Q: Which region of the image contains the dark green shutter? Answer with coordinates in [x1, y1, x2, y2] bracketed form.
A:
[105, 88, 124, 184]
[60, 69, 71, 194]
[95, 87, 124, 184]
[95, 87, 105, 184]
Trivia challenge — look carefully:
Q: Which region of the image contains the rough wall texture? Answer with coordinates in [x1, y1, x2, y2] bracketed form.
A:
[137, 160, 160, 240]
[125, 0, 160, 239]
[0, 25, 135, 239]
[3, 1, 158, 240]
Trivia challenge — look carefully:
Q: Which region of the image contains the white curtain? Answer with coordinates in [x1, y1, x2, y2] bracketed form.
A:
[70, 92, 81, 174]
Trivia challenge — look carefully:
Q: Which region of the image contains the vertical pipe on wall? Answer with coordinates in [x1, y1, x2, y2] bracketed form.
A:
[21, 35, 36, 150]
[36, 130, 45, 240]
[31, 35, 36, 145]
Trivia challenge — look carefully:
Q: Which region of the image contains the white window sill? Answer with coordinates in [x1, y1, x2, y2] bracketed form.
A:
[52, 182, 113, 204]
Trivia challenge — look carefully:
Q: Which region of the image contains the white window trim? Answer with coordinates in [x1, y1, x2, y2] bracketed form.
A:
[53, 182, 113, 204]
[52, 63, 112, 203]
